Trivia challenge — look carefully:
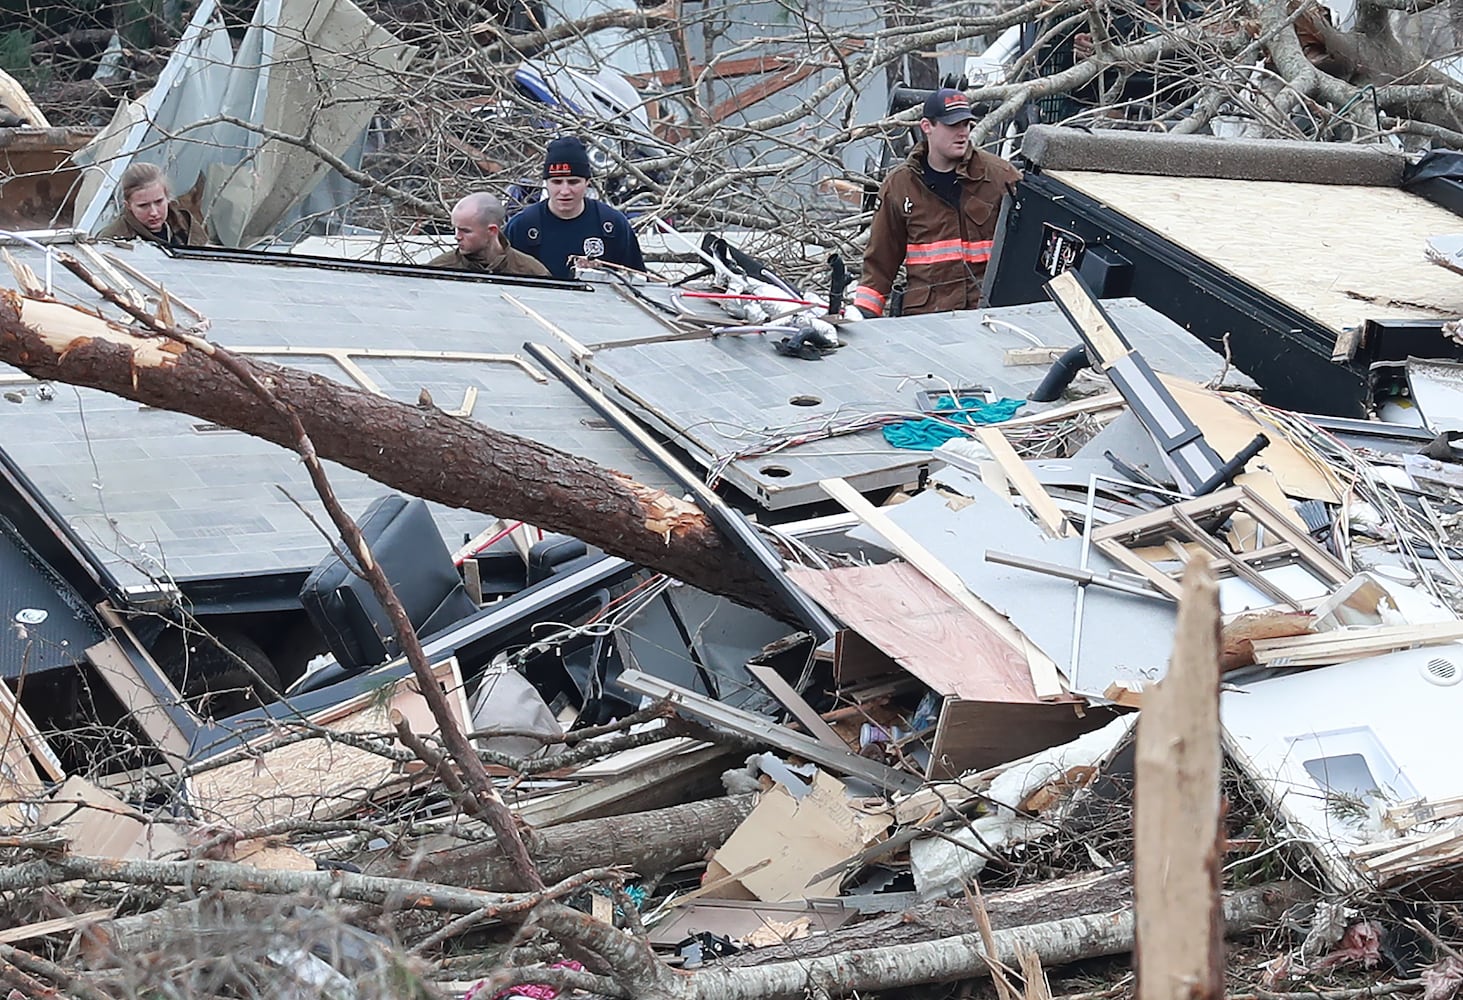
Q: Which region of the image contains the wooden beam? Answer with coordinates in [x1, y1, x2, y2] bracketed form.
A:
[1250, 621, 1463, 667]
[746, 663, 846, 749]
[85, 633, 194, 768]
[0, 679, 65, 782]
[1135, 560, 1224, 1000]
[973, 427, 1077, 539]
[818, 478, 1065, 700]
[0, 908, 114, 945]
[1045, 271, 1129, 366]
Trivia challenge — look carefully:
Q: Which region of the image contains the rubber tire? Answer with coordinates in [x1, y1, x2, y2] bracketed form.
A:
[153, 627, 281, 720]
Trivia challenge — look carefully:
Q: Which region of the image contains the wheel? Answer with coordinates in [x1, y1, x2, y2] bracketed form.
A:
[152, 627, 281, 720]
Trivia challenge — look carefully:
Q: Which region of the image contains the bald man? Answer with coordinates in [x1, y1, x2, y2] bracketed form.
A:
[427, 193, 551, 277]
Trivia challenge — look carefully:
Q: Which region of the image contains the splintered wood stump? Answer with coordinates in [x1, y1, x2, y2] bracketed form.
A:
[1135, 560, 1224, 1000]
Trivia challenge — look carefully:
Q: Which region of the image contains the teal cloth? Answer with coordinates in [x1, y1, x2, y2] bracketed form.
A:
[882, 395, 1025, 450]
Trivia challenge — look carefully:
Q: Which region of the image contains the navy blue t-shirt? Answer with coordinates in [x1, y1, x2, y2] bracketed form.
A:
[504, 199, 646, 279]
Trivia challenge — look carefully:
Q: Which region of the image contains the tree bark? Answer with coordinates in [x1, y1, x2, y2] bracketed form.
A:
[679, 881, 1309, 1000]
[0, 853, 612, 917]
[719, 867, 1134, 968]
[0, 290, 786, 617]
[402, 794, 755, 889]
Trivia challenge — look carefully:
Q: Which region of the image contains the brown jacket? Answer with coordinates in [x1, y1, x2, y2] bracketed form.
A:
[426, 236, 550, 278]
[854, 143, 1020, 317]
[97, 204, 208, 247]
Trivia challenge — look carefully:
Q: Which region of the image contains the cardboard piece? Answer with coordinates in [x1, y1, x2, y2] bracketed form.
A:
[1159, 377, 1342, 503]
[41, 776, 187, 860]
[707, 770, 890, 902]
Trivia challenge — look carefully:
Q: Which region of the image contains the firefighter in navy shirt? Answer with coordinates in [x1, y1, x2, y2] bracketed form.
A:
[505, 136, 646, 279]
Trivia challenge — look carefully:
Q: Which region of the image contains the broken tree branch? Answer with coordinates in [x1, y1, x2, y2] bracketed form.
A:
[0, 852, 619, 916]
[0, 942, 114, 1000]
[0, 289, 785, 618]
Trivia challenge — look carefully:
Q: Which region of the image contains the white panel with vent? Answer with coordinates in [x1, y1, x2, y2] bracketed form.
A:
[1223, 643, 1463, 887]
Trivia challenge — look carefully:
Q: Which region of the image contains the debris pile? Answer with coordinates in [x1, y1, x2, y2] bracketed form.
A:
[4, 249, 1463, 1000]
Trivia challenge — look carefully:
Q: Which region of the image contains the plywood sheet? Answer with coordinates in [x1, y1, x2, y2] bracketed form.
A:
[1051, 170, 1463, 332]
[787, 562, 1042, 704]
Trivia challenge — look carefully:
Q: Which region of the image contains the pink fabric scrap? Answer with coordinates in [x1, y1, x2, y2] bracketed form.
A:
[1423, 956, 1463, 1000]
[1313, 921, 1383, 971]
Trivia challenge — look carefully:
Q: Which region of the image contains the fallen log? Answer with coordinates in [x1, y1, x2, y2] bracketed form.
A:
[720, 867, 1134, 968]
[532, 880, 1309, 1000]
[0, 289, 785, 616]
[403, 793, 755, 889]
[78, 891, 367, 968]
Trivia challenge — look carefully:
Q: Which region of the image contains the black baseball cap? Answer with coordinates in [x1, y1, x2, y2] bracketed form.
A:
[544, 135, 593, 179]
[922, 88, 975, 125]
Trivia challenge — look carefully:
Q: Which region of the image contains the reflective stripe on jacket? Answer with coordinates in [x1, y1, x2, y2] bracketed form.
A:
[855, 143, 1020, 317]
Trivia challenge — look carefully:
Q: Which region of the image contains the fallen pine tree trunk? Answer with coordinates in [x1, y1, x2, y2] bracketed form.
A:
[401, 793, 755, 889]
[0, 289, 786, 616]
[529, 880, 1310, 1000]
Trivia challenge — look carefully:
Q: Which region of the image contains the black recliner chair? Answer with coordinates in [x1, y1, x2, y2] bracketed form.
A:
[299, 495, 479, 674]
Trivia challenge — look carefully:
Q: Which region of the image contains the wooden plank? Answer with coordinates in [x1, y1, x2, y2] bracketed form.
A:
[1385, 795, 1463, 832]
[0, 720, 43, 828]
[1135, 561, 1224, 1000]
[973, 427, 1077, 539]
[1092, 484, 1350, 609]
[1045, 271, 1129, 365]
[103, 252, 209, 325]
[818, 478, 1065, 700]
[85, 637, 193, 766]
[0, 908, 114, 945]
[999, 392, 1124, 429]
[1251, 621, 1463, 657]
[1050, 170, 1463, 334]
[1358, 827, 1463, 873]
[745, 663, 846, 749]
[0, 680, 64, 782]
[74, 243, 147, 312]
[788, 563, 1044, 704]
[1003, 347, 1067, 366]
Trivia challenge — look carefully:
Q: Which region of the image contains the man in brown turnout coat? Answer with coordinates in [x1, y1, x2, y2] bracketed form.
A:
[428, 193, 550, 277]
[97, 162, 208, 247]
[851, 88, 1021, 318]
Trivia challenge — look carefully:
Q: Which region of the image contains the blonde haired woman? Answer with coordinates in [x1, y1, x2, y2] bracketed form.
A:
[98, 163, 207, 246]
